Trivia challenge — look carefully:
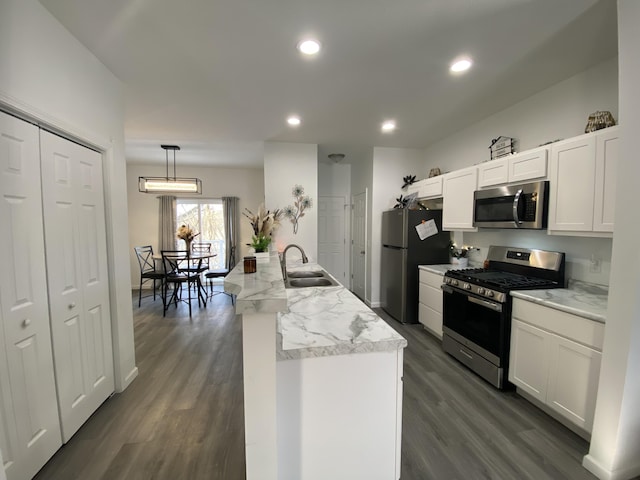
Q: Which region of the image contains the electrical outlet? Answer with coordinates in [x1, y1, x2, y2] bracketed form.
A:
[589, 255, 601, 274]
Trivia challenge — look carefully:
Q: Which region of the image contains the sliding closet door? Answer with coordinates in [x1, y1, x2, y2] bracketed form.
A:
[0, 112, 61, 480]
[40, 130, 114, 443]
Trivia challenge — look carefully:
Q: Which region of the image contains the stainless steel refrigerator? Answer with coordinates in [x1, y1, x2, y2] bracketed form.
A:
[381, 209, 450, 324]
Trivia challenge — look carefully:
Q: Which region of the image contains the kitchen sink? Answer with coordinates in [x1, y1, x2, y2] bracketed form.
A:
[284, 270, 340, 288]
[286, 271, 324, 278]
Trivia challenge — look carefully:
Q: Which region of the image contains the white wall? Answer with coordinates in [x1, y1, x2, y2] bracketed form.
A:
[370, 147, 426, 306]
[0, 0, 136, 391]
[584, 2, 640, 478]
[126, 164, 265, 286]
[422, 57, 618, 286]
[423, 57, 619, 173]
[264, 142, 318, 262]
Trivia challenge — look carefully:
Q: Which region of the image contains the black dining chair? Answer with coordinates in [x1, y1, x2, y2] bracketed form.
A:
[161, 250, 207, 317]
[134, 245, 166, 307]
[205, 245, 236, 305]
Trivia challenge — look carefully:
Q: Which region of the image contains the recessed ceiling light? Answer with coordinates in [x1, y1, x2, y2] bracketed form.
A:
[297, 39, 321, 55]
[287, 116, 301, 126]
[450, 57, 473, 73]
[381, 121, 396, 133]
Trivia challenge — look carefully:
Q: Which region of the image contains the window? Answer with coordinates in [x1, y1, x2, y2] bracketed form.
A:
[176, 198, 225, 269]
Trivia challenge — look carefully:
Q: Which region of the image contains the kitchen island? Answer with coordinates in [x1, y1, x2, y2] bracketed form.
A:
[225, 254, 407, 480]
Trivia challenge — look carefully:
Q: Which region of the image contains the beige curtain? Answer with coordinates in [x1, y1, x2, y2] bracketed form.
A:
[222, 196, 239, 269]
[158, 195, 176, 252]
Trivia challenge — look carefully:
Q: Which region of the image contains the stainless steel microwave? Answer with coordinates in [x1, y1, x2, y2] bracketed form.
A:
[473, 180, 549, 229]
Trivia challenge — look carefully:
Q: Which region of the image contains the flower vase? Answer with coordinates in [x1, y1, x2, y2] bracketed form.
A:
[456, 257, 468, 268]
[185, 239, 192, 253]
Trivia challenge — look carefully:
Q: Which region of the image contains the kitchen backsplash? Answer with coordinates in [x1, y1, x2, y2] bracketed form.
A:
[461, 230, 612, 286]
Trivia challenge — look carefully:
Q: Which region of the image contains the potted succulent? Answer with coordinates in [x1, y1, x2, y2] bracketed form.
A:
[449, 242, 469, 268]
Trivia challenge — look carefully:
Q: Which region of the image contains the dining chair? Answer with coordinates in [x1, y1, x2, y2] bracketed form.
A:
[205, 245, 236, 305]
[190, 242, 212, 272]
[161, 250, 207, 317]
[134, 245, 166, 307]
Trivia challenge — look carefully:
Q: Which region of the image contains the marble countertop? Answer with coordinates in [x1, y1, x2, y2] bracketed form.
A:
[225, 255, 407, 360]
[224, 253, 288, 314]
[511, 280, 609, 323]
[418, 263, 471, 276]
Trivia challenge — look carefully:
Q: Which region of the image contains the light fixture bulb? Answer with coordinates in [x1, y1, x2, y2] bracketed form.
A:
[297, 39, 321, 55]
[287, 116, 301, 126]
[381, 121, 396, 133]
[450, 57, 473, 73]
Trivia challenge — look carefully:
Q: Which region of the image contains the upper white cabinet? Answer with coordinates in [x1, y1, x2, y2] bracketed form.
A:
[478, 147, 548, 188]
[407, 176, 444, 199]
[548, 127, 619, 235]
[442, 166, 477, 231]
[593, 127, 619, 232]
[509, 298, 604, 434]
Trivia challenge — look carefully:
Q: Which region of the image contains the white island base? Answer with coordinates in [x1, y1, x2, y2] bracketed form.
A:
[277, 349, 404, 480]
[226, 255, 406, 480]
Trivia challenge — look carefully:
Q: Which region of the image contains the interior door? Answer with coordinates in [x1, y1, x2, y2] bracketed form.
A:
[351, 191, 367, 301]
[0, 112, 61, 480]
[40, 130, 114, 443]
[318, 196, 347, 284]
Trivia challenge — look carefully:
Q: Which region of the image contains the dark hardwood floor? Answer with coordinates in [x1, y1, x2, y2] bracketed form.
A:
[35, 291, 596, 480]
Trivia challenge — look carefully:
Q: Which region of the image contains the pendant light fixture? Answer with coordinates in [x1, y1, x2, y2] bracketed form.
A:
[138, 145, 202, 194]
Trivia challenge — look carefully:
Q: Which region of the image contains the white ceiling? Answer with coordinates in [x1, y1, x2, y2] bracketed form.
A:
[39, 0, 617, 168]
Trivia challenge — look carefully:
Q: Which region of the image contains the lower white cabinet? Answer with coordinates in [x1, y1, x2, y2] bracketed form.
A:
[509, 299, 604, 434]
[418, 269, 443, 338]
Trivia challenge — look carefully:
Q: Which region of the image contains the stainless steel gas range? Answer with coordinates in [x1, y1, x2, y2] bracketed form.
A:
[441, 246, 565, 389]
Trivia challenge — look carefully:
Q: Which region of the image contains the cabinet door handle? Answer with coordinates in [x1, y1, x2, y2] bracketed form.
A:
[22, 319, 31, 327]
[68, 302, 76, 309]
[459, 349, 473, 360]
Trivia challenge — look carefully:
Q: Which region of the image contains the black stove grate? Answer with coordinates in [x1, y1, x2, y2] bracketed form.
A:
[445, 268, 560, 291]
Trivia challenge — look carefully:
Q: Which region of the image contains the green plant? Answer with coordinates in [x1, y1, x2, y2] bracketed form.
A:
[251, 233, 271, 253]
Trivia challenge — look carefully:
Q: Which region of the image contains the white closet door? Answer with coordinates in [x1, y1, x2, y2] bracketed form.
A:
[40, 131, 114, 443]
[0, 112, 61, 480]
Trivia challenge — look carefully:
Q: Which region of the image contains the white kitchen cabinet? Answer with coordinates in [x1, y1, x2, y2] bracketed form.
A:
[509, 298, 604, 434]
[593, 127, 619, 232]
[508, 147, 548, 184]
[548, 127, 619, 235]
[477, 147, 548, 188]
[407, 176, 444, 199]
[547, 335, 601, 432]
[418, 269, 443, 339]
[442, 166, 478, 231]
[477, 158, 509, 187]
[509, 320, 551, 403]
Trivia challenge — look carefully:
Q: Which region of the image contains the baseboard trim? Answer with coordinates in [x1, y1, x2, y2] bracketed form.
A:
[116, 367, 139, 393]
[583, 454, 640, 480]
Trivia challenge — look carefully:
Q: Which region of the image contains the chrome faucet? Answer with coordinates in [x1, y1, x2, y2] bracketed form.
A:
[281, 244, 309, 281]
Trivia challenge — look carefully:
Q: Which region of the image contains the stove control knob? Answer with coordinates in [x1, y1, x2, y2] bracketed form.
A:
[452, 280, 459, 286]
[486, 290, 494, 298]
[463, 283, 471, 290]
[477, 288, 485, 295]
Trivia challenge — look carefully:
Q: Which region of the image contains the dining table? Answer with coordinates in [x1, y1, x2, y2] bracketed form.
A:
[152, 251, 217, 309]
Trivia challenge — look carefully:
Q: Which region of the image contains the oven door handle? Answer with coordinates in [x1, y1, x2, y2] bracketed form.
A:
[512, 188, 523, 227]
[468, 295, 503, 312]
